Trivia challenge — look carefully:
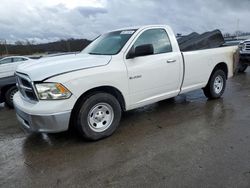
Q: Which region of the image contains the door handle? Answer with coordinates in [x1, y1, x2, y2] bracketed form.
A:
[167, 59, 176, 63]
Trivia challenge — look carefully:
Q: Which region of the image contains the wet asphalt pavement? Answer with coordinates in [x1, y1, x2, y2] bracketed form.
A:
[1, 69, 250, 188]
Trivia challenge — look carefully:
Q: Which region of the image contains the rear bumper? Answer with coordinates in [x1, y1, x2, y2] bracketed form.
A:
[0, 76, 16, 103]
[0, 76, 16, 88]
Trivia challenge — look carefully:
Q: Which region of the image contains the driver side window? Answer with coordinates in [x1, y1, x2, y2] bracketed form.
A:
[134, 29, 172, 55]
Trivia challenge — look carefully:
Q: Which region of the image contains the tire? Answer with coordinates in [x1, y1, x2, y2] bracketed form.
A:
[238, 63, 248, 73]
[75, 93, 122, 141]
[203, 69, 226, 99]
[5, 86, 18, 108]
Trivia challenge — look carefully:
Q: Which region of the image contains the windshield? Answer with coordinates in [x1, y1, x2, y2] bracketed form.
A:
[83, 30, 137, 55]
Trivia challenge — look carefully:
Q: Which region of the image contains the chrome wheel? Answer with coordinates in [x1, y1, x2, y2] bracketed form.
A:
[87, 103, 114, 133]
[214, 75, 224, 94]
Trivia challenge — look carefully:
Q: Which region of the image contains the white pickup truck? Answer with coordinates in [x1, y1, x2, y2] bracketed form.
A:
[14, 25, 237, 140]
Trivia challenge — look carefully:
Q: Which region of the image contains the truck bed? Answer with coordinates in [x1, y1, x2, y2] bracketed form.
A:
[178, 30, 225, 52]
[180, 46, 238, 94]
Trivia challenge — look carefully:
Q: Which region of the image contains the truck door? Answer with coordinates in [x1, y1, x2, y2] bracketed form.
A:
[124, 28, 182, 108]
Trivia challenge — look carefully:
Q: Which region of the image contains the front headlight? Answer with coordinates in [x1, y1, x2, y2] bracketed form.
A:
[239, 43, 246, 51]
[35, 83, 72, 100]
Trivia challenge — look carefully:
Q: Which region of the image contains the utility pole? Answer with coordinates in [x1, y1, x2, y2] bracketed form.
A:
[3, 40, 8, 55]
[0, 39, 8, 56]
[236, 19, 240, 40]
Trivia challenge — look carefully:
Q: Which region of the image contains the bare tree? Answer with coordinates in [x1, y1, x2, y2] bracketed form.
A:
[0, 39, 9, 55]
[15, 41, 24, 45]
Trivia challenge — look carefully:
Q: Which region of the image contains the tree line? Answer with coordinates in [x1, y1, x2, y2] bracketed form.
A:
[223, 31, 250, 38]
[0, 38, 91, 56]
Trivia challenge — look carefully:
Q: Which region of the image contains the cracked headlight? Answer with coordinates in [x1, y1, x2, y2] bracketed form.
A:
[35, 83, 72, 100]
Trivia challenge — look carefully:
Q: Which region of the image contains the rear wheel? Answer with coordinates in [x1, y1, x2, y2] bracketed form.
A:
[238, 63, 248, 73]
[5, 86, 18, 108]
[75, 93, 122, 141]
[203, 69, 226, 99]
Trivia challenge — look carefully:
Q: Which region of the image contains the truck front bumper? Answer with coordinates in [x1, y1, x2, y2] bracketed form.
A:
[13, 93, 73, 133]
[15, 107, 71, 133]
[240, 53, 250, 63]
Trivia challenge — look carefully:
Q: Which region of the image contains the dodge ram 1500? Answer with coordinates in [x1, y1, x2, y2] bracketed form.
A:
[14, 25, 238, 140]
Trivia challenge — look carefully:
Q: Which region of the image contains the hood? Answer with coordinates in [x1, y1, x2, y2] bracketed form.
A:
[16, 53, 112, 81]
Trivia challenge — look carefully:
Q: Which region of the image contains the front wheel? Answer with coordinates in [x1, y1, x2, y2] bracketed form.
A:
[75, 93, 122, 141]
[203, 69, 226, 99]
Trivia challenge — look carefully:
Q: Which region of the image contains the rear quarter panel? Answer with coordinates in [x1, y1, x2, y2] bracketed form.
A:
[181, 46, 237, 94]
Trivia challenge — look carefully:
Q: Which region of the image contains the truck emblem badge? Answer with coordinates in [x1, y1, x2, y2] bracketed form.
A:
[129, 75, 142, 80]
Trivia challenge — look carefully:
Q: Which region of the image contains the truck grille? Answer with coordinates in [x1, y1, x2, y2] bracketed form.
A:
[245, 43, 250, 51]
[16, 73, 38, 101]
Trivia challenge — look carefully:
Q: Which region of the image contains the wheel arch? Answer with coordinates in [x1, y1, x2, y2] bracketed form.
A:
[72, 85, 126, 115]
[213, 62, 228, 79]
[69, 85, 126, 130]
[204, 62, 228, 89]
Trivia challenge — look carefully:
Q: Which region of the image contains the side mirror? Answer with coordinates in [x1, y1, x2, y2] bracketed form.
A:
[127, 44, 154, 59]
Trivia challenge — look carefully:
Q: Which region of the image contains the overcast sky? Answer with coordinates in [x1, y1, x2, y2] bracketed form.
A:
[0, 0, 250, 43]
